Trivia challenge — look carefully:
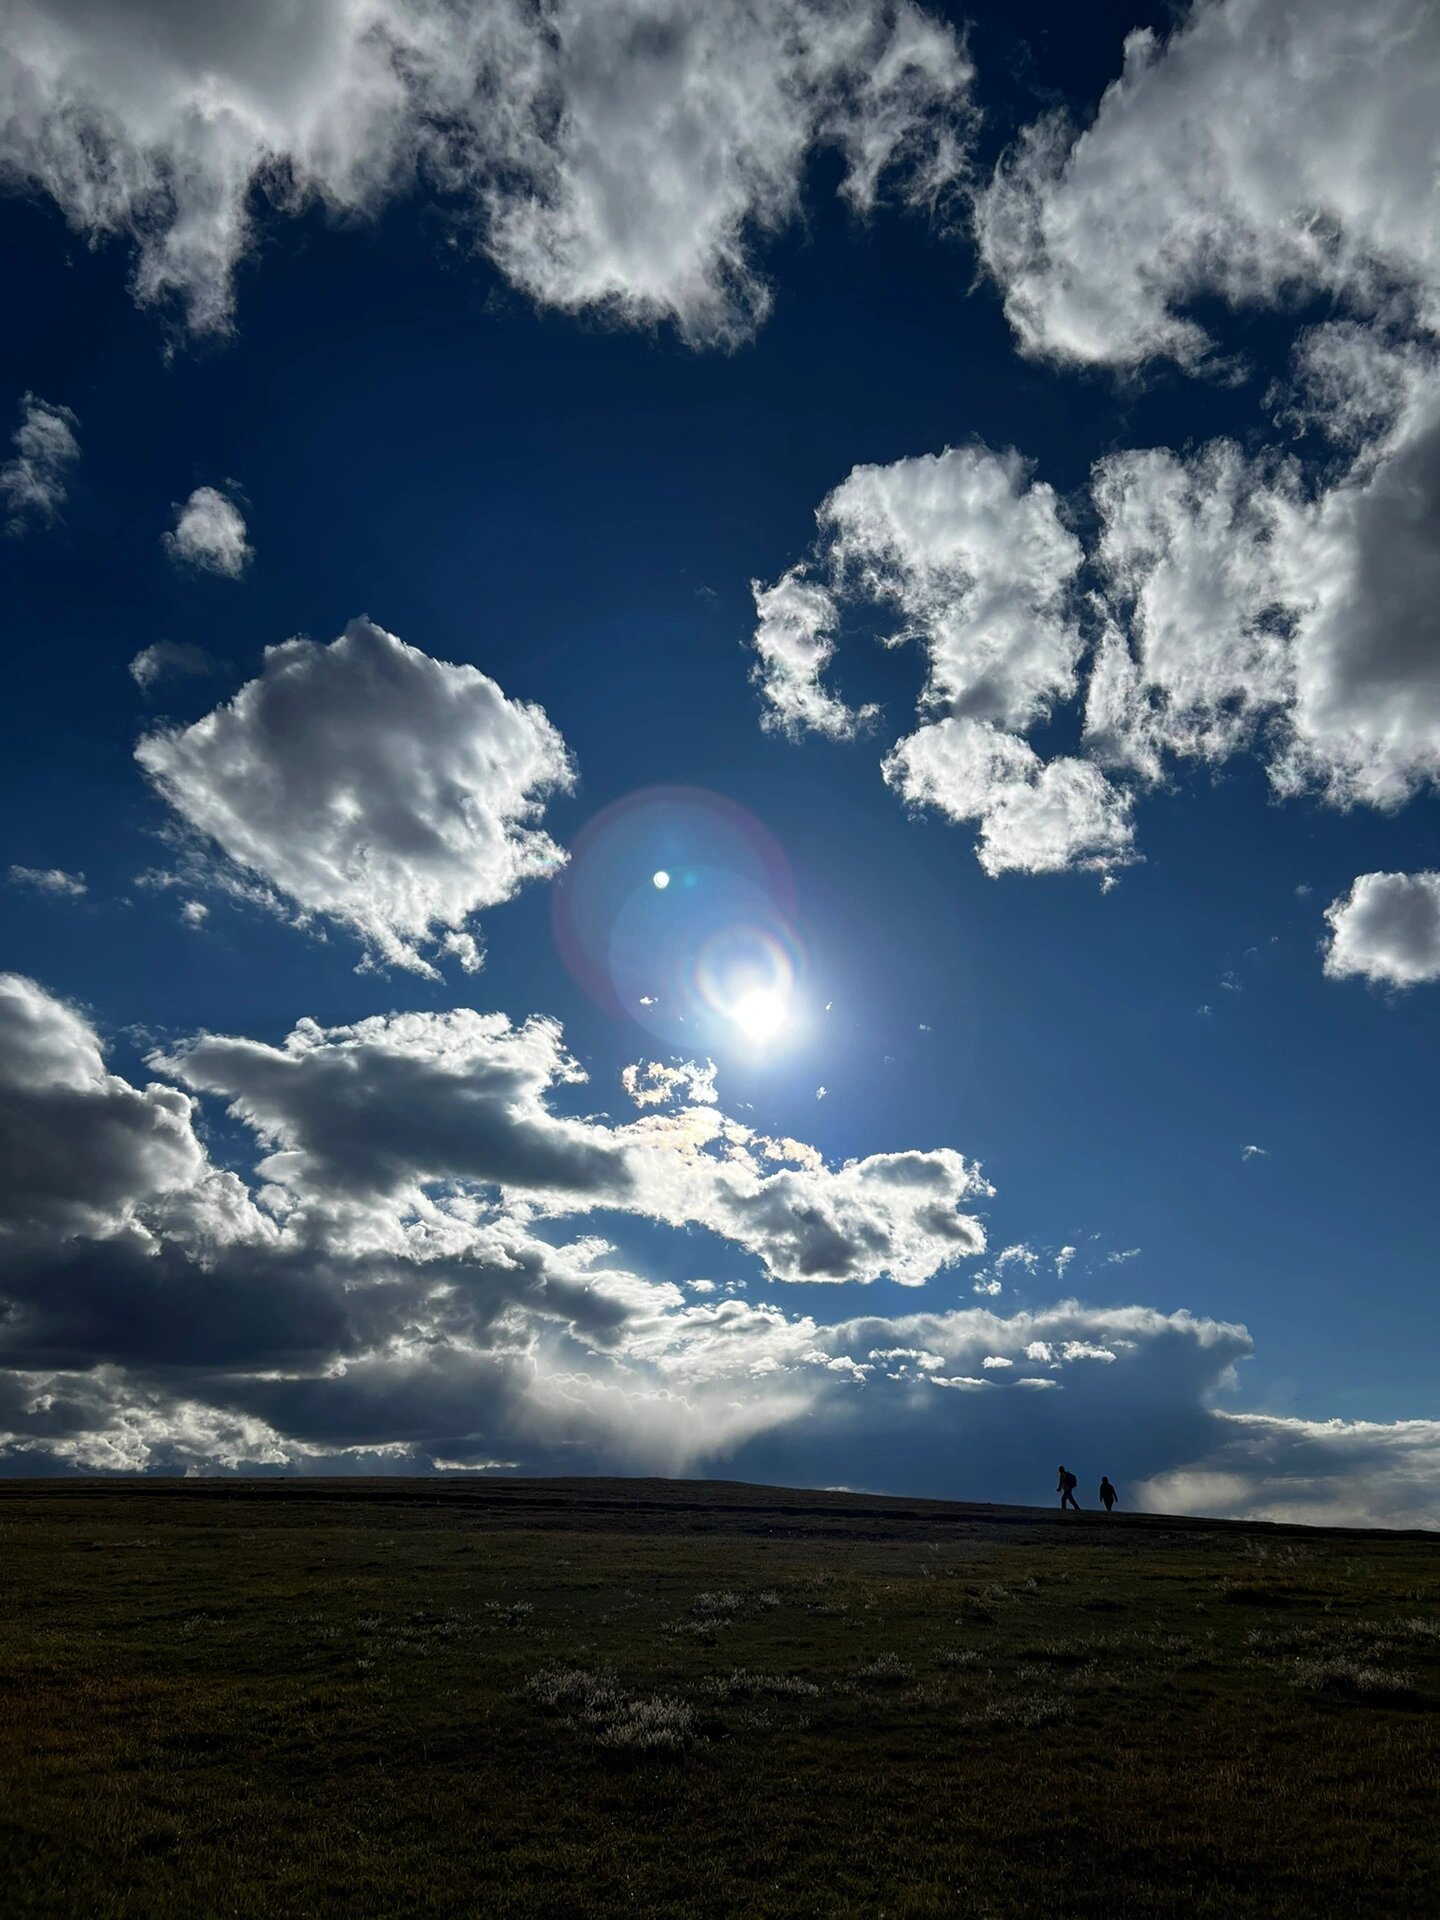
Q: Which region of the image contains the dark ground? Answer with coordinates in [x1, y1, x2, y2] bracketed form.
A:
[2, 1476, 1438, 1917]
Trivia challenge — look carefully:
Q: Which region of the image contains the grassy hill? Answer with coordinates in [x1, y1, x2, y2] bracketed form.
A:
[2, 1477, 1437, 1916]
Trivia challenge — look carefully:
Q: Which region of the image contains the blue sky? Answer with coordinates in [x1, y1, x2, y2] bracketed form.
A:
[2, 0, 1438, 1521]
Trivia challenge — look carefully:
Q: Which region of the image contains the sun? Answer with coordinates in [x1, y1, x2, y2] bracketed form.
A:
[731, 987, 787, 1043]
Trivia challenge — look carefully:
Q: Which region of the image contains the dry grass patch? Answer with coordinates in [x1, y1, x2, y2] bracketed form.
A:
[1289, 1656, 1419, 1703]
[525, 1665, 696, 1752]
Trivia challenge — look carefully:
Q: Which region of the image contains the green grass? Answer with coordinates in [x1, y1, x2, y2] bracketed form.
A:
[2, 1478, 1438, 1916]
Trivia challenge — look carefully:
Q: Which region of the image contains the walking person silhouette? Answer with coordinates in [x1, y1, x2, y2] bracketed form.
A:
[1057, 1464, 1080, 1511]
[1099, 1476, 1118, 1513]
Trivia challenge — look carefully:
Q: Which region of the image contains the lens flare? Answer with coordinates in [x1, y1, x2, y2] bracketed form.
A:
[693, 921, 799, 1047]
[552, 786, 806, 1051]
[732, 988, 787, 1042]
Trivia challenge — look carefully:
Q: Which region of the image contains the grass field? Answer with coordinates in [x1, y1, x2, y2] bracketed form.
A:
[2, 1477, 1438, 1917]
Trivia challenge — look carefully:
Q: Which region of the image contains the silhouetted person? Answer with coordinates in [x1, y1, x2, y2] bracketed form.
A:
[1057, 1464, 1080, 1510]
[1099, 1476, 1118, 1513]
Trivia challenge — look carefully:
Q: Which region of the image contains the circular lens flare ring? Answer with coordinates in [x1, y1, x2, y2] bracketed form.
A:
[694, 921, 800, 1046]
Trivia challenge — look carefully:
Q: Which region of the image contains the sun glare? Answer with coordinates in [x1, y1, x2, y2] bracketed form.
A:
[652, 869, 670, 889]
[731, 987, 787, 1043]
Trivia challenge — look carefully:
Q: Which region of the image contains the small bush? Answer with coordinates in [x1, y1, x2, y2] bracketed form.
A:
[690, 1590, 743, 1619]
[1290, 1657, 1418, 1702]
[595, 1695, 695, 1753]
[526, 1666, 696, 1752]
[527, 1666, 621, 1715]
[855, 1651, 913, 1685]
[699, 1669, 821, 1702]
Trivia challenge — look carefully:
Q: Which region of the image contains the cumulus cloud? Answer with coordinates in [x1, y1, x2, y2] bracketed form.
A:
[0, 973, 1434, 1522]
[0, 973, 987, 1476]
[884, 718, 1135, 878]
[974, 0, 1440, 372]
[1086, 442, 1295, 776]
[0, 0, 973, 346]
[0, 392, 78, 530]
[762, 369, 1440, 871]
[961, 1, 1440, 826]
[8, 865, 86, 898]
[135, 616, 574, 975]
[0, 973, 219, 1248]
[749, 569, 876, 740]
[159, 1003, 991, 1288]
[752, 444, 1136, 878]
[1086, 366, 1440, 815]
[1323, 871, 1440, 987]
[162, 486, 252, 577]
[821, 445, 1086, 731]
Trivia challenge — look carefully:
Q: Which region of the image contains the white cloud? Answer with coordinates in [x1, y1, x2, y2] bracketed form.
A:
[884, 718, 1135, 878]
[0, 0, 973, 346]
[135, 616, 574, 975]
[1054, 1245, 1075, 1276]
[129, 641, 221, 689]
[993, 1242, 1036, 1271]
[162, 485, 252, 577]
[980, 1354, 1012, 1370]
[1060, 1341, 1116, 1364]
[1273, 374, 1440, 810]
[621, 1058, 718, 1110]
[0, 392, 78, 530]
[8, 865, 86, 898]
[160, 1002, 992, 1288]
[1014, 1376, 1059, 1390]
[820, 444, 1086, 733]
[753, 444, 1137, 878]
[972, 1276, 1001, 1296]
[749, 568, 876, 740]
[1086, 442, 1295, 776]
[1088, 369, 1440, 815]
[968, 2, 1440, 832]
[1323, 871, 1440, 988]
[1240, 1143, 1267, 1161]
[974, 0, 1440, 372]
[180, 901, 208, 928]
[1106, 1247, 1140, 1265]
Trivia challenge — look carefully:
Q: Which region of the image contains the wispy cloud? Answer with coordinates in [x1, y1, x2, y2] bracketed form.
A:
[8, 865, 86, 898]
[1, 393, 78, 531]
